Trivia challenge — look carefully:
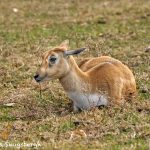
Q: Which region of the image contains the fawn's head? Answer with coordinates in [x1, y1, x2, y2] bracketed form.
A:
[34, 40, 86, 82]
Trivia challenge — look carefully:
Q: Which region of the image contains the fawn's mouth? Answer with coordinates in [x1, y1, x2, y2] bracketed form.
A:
[34, 74, 51, 82]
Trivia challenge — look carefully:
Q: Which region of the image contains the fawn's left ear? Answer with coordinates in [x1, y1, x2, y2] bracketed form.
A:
[64, 48, 86, 56]
[59, 40, 69, 49]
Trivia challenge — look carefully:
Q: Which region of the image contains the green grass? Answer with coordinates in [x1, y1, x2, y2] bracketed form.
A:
[0, 0, 150, 149]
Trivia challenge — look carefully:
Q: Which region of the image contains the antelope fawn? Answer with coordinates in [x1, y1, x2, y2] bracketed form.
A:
[34, 41, 136, 112]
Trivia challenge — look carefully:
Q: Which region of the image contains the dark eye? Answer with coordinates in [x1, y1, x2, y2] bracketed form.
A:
[49, 56, 57, 64]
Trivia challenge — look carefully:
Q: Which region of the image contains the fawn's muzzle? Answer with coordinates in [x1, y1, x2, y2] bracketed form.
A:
[34, 74, 42, 82]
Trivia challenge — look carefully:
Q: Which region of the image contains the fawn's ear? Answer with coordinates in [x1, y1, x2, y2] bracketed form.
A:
[64, 48, 86, 56]
[59, 40, 69, 49]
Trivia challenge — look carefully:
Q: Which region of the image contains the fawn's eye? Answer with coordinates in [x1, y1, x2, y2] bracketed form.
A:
[49, 56, 57, 64]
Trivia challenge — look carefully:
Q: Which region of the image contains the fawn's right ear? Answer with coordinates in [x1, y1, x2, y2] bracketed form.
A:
[64, 48, 86, 56]
[59, 40, 69, 49]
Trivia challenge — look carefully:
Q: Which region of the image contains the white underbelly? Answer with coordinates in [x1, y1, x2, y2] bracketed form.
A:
[67, 92, 108, 110]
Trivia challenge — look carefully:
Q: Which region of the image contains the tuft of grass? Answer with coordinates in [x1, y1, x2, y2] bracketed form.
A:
[59, 120, 75, 133]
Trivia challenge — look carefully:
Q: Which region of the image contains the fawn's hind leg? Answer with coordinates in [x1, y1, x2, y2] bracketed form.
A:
[110, 80, 124, 105]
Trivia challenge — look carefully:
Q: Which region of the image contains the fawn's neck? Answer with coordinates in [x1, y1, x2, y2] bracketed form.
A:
[59, 56, 89, 92]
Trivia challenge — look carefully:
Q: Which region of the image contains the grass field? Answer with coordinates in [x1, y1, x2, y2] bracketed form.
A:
[0, 0, 150, 149]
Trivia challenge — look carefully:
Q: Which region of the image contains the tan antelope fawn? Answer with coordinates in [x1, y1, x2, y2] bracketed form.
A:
[34, 41, 136, 112]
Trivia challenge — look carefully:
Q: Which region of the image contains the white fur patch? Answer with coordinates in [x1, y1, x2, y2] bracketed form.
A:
[67, 92, 108, 110]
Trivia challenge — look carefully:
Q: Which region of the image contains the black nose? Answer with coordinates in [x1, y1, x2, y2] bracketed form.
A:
[34, 74, 39, 79]
[34, 74, 42, 82]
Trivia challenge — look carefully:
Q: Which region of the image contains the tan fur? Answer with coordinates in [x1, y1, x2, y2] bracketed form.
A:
[77, 56, 136, 101]
[35, 41, 136, 110]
